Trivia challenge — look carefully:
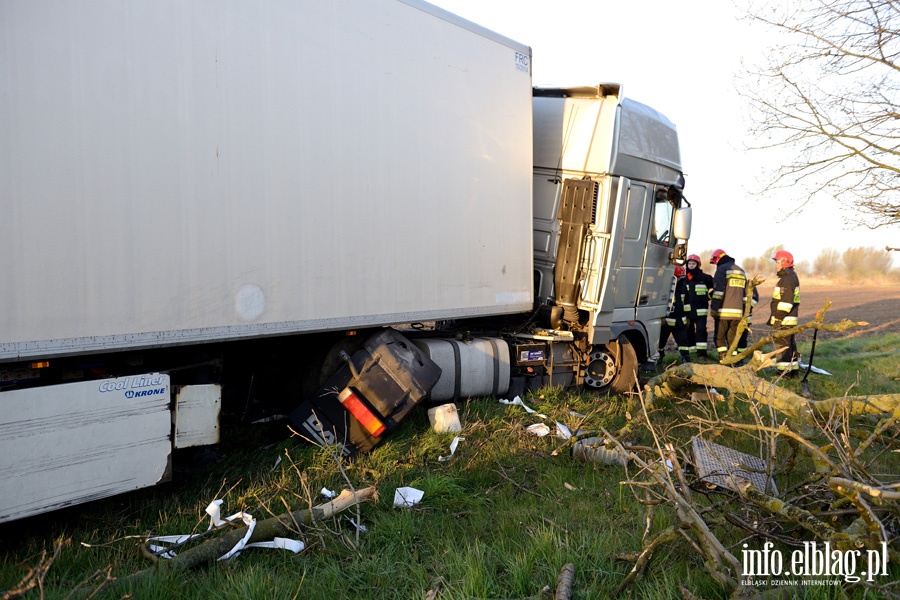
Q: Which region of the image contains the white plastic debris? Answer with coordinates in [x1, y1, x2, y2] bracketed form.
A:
[217, 512, 256, 561]
[320, 487, 337, 499]
[555, 422, 572, 440]
[147, 499, 304, 561]
[346, 516, 368, 532]
[499, 396, 548, 419]
[393, 486, 425, 507]
[244, 537, 305, 553]
[526, 423, 551, 437]
[438, 436, 465, 462]
[799, 362, 831, 375]
[206, 499, 226, 527]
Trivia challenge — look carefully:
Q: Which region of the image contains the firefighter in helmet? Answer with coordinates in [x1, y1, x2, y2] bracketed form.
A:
[684, 253, 713, 359]
[769, 249, 801, 375]
[659, 265, 692, 363]
[709, 249, 751, 364]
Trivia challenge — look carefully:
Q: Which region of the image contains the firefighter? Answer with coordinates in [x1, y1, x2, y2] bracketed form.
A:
[659, 265, 692, 363]
[709, 249, 750, 364]
[769, 249, 801, 375]
[684, 253, 713, 359]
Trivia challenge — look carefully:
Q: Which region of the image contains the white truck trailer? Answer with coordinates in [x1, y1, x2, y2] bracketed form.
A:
[0, 0, 690, 522]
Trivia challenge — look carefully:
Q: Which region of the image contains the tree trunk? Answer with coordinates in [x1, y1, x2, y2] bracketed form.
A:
[644, 362, 900, 420]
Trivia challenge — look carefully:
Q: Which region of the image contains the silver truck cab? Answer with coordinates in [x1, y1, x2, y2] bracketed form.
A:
[531, 84, 691, 392]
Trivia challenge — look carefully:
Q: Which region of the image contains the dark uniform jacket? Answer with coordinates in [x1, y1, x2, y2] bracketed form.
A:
[710, 255, 748, 321]
[770, 266, 800, 327]
[666, 275, 691, 327]
[686, 266, 713, 317]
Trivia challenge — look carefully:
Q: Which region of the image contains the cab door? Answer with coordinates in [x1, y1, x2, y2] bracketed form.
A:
[636, 188, 677, 328]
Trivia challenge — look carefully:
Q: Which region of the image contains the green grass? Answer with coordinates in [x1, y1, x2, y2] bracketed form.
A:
[1, 334, 898, 599]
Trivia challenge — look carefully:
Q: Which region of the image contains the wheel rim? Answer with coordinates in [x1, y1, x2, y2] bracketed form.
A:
[584, 349, 616, 388]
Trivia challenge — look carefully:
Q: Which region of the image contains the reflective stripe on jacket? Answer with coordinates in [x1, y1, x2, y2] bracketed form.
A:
[665, 276, 690, 327]
[686, 267, 713, 319]
[770, 266, 800, 326]
[710, 256, 748, 321]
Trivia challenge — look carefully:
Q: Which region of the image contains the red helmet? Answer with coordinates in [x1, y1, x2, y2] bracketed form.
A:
[687, 254, 701, 264]
[709, 249, 726, 265]
[773, 250, 794, 268]
[674, 265, 686, 277]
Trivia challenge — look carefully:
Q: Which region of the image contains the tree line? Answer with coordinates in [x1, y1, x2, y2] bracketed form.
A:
[693, 246, 900, 282]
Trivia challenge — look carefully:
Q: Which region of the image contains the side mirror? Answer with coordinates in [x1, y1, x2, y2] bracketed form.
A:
[673, 206, 692, 241]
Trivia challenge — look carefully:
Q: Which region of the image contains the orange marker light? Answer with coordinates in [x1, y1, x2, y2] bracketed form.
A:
[338, 388, 386, 437]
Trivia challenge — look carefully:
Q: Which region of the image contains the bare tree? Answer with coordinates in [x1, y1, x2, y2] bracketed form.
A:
[843, 244, 896, 276]
[814, 247, 843, 277]
[740, 0, 900, 228]
[741, 245, 783, 277]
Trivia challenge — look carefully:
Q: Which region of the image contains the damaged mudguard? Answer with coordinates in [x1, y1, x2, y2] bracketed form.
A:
[289, 329, 441, 455]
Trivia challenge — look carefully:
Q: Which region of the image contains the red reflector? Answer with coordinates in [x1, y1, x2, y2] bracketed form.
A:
[338, 388, 386, 437]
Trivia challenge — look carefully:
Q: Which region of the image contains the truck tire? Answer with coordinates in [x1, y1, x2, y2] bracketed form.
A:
[585, 336, 638, 395]
[300, 333, 368, 400]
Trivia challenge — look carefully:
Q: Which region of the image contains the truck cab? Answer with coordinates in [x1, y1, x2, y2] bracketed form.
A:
[531, 84, 691, 393]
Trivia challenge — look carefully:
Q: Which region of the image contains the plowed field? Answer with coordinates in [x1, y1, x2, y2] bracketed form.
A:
[754, 284, 900, 340]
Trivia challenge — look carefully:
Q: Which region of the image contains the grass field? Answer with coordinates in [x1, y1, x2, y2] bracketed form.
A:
[1, 333, 899, 599]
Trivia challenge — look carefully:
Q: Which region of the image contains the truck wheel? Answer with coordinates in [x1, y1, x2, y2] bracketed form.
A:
[300, 332, 368, 399]
[584, 337, 638, 395]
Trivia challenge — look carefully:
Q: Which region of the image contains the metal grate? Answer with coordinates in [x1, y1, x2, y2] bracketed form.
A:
[691, 437, 778, 495]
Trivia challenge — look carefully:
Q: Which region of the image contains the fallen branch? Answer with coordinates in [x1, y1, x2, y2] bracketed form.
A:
[554, 563, 575, 600]
[603, 423, 743, 594]
[1, 537, 65, 600]
[125, 487, 376, 583]
[644, 361, 900, 420]
[739, 481, 900, 565]
[614, 526, 679, 594]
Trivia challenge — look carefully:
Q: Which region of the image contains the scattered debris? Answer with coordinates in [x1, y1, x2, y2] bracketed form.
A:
[555, 422, 572, 440]
[345, 516, 368, 533]
[499, 396, 548, 419]
[393, 487, 424, 508]
[691, 437, 778, 495]
[571, 437, 628, 467]
[437, 436, 465, 462]
[116, 487, 377, 589]
[526, 423, 551, 437]
[427, 403, 461, 433]
[147, 499, 305, 561]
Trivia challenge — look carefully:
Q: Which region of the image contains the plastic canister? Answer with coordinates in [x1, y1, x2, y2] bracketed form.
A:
[427, 403, 461, 433]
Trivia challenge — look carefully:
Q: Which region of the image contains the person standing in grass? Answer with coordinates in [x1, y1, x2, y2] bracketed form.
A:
[769, 249, 801, 376]
[685, 253, 713, 359]
[659, 265, 692, 363]
[709, 249, 749, 364]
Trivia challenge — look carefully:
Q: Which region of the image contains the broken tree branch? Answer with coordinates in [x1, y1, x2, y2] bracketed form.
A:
[554, 563, 575, 600]
[122, 487, 376, 586]
[614, 526, 679, 594]
[644, 361, 900, 421]
[1, 537, 65, 600]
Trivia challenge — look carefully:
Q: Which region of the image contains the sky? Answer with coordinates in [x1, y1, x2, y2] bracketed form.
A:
[427, 0, 900, 270]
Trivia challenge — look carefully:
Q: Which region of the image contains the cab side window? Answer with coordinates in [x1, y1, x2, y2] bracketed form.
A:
[651, 190, 674, 246]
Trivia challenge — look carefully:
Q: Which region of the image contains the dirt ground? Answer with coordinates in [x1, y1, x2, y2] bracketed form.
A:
[753, 284, 900, 341]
